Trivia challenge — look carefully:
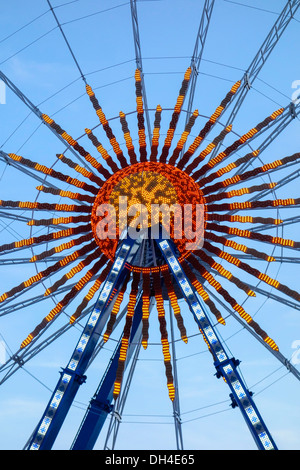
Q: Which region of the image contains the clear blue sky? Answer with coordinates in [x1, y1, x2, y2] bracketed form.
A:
[0, 0, 300, 451]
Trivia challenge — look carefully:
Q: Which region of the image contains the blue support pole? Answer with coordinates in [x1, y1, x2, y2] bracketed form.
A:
[27, 236, 141, 450]
[71, 294, 145, 450]
[157, 238, 278, 451]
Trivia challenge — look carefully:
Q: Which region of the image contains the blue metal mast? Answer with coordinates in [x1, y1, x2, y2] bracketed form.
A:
[26, 233, 278, 450]
[157, 238, 278, 451]
[26, 234, 142, 450]
[70, 294, 151, 450]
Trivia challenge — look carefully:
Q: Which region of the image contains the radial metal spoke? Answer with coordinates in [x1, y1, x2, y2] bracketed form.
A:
[169, 302, 184, 450]
[130, 0, 152, 145]
[0, 256, 87, 266]
[0, 281, 82, 316]
[248, 167, 300, 204]
[0, 211, 34, 224]
[0, 292, 129, 386]
[0, 150, 60, 189]
[184, 0, 215, 121]
[235, 254, 300, 263]
[0, 306, 93, 385]
[216, 216, 300, 242]
[180, 0, 216, 159]
[207, 101, 300, 179]
[0, 210, 66, 232]
[234, 102, 300, 176]
[248, 283, 300, 310]
[208, 0, 300, 161]
[0, 71, 92, 170]
[0, 268, 99, 315]
[104, 337, 142, 451]
[205, 286, 300, 382]
[248, 215, 300, 234]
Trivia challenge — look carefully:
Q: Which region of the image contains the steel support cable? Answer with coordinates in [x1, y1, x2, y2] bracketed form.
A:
[0, 150, 60, 189]
[122, 399, 230, 418]
[250, 365, 286, 391]
[233, 255, 300, 263]
[120, 368, 291, 424]
[0, 256, 87, 266]
[207, 0, 300, 162]
[256, 76, 292, 102]
[46, 0, 87, 85]
[205, 100, 300, 182]
[60, 2, 130, 27]
[104, 338, 143, 450]
[0, 1, 106, 65]
[169, 301, 184, 450]
[226, 215, 300, 238]
[0, 72, 135, 177]
[0, 27, 58, 67]
[143, 55, 293, 104]
[204, 286, 300, 382]
[0, 250, 141, 385]
[223, 0, 300, 22]
[251, 86, 284, 109]
[231, 102, 300, 177]
[223, 0, 280, 16]
[0, 211, 65, 231]
[119, 407, 232, 425]
[0, 300, 95, 380]
[0, 71, 91, 170]
[0, 2, 126, 64]
[0, 218, 24, 241]
[246, 167, 300, 205]
[180, 408, 232, 425]
[0, 10, 50, 45]
[55, 0, 80, 8]
[252, 371, 291, 396]
[0, 281, 79, 317]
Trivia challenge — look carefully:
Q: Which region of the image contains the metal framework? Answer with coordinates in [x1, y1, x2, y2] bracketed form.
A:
[158, 237, 277, 451]
[71, 295, 147, 450]
[24, 235, 279, 450]
[0, 0, 299, 453]
[208, 0, 300, 161]
[184, 0, 215, 124]
[130, 0, 152, 145]
[103, 335, 143, 451]
[0, 149, 60, 188]
[169, 301, 184, 450]
[0, 72, 89, 171]
[26, 234, 143, 450]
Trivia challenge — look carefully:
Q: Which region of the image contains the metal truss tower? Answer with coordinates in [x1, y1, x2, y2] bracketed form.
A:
[25, 234, 278, 450]
[0, 0, 299, 453]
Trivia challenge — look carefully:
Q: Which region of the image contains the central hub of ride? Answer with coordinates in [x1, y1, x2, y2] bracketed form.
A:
[91, 162, 206, 266]
[109, 170, 178, 227]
